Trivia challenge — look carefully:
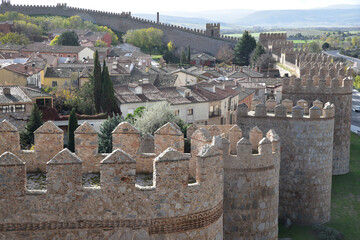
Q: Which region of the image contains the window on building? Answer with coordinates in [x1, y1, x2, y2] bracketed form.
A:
[187, 108, 193, 115]
[52, 81, 58, 87]
[67, 55, 70, 57]
[174, 110, 179, 116]
[15, 105, 25, 112]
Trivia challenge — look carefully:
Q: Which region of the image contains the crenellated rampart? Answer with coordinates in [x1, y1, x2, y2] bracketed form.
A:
[0, 120, 280, 239]
[0, 123, 224, 239]
[282, 76, 353, 175]
[0, 2, 238, 56]
[237, 99, 335, 225]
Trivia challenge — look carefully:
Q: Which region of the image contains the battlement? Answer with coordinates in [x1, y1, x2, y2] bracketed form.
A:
[0, 120, 281, 238]
[282, 76, 353, 95]
[0, 141, 224, 237]
[0, 3, 239, 45]
[0, 121, 187, 173]
[206, 23, 220, 28]
[238, 99, 335, 119]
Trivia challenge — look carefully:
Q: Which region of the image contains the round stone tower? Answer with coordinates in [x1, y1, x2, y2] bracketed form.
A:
[282, 75, 353, 175]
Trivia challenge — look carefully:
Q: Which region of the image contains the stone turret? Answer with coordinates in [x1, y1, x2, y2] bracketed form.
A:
[282, 76, 353, 175]
[238, 100, 335, 224]
[223, 129, 280, 239]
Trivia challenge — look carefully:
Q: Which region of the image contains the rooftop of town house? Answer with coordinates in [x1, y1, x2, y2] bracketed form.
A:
[19, 86, 52, 99]
[169, 68, 210, 80]
[44, 67, 78, 78]
[3, 63, 41, 76]
[0, 85, 32, 105]
[0, 51, 26, 59]
[0, 44, 26, 52]
[158, 86, 207, 105]
[186, 82, 239, 102]
[190, 52, 216, 61]
[114, 83, 166, 104]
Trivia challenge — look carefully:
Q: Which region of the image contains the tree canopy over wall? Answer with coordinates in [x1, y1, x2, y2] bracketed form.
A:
[0, 11, 119, 44]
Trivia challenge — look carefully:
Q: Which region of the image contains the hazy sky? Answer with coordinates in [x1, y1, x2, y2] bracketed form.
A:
[10, 0, 360, 13]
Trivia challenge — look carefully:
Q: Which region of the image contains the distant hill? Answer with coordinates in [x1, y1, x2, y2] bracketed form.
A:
[161, 9, 257, 24]
[238, 9, 360, 27]
[317, 4, 360, 9]
[132, 13, 235, 29]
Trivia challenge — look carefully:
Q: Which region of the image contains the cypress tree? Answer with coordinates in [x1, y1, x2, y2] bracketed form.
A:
[68, 108, 78, 152]
[187, 45, 191, 64]
[20, 103, 43, 149]
[233, 31, 256, 66]
[180, 50, 186, 65]
[93, 50, 102, 113]
[101, 63, 116, 114]
[98, 114, 124, 153]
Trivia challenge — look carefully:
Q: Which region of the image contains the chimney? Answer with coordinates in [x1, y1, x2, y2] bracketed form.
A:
[157, 12, 159, 24]
[3, 87, 11, 95]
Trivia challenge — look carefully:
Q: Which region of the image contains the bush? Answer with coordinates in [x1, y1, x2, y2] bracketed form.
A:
[133, 102, 183, 135]
[312, 224, 344, 240]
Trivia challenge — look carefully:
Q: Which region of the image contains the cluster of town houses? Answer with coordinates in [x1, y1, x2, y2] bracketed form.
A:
[0, 28, 283, 129]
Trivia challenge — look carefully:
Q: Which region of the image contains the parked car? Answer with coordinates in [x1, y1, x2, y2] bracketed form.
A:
[354, 106, 360, 112]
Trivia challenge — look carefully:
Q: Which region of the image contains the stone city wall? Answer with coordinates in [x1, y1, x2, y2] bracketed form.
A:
[237, 99, 335, 225]
[0, 3, 237, 56]
[0, 119, 281, 239]
[282, 76, 353, 175]
[0, 121, 185, 174]
[0, 139, 223, 239]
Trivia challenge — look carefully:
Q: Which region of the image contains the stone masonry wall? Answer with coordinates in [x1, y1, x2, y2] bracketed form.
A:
[237, 100, 335, 225]
[0, 142, 224, 239]
[0, 121, 185, 174]
[282, 76, 353, 175]
[222, 129, 280, 240]
[0, 119, 283, 239]
[0, 3, 236, 56]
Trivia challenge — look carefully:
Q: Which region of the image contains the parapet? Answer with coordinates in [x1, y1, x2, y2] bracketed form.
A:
[238, 99, 335, 120]
[0, 139, 224, 237]
[282, 76, 353, 95]
[0, 121, 185, 174]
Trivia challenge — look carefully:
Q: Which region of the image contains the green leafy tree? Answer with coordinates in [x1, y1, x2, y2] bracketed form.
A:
[93, 50, 102, 113]
[307, 41, 321, 53]
[20, 104, 43, 149]
[0, 32, 30, 45]
[98, 114, 124, 153]
[13, 20, 42, 40]
[322, 42, 330, 50]
[233, 31, 256, 66]
[58, 31, 80, 46]
[123, 28, 163, 53]
[67, 108, 78, 152]
[354, 75, 360, 90]
[101, 61, 116, 114]
[125, 106, 145, 124]
[133, 102, 183, 135]
[251, 42, 265, 64]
